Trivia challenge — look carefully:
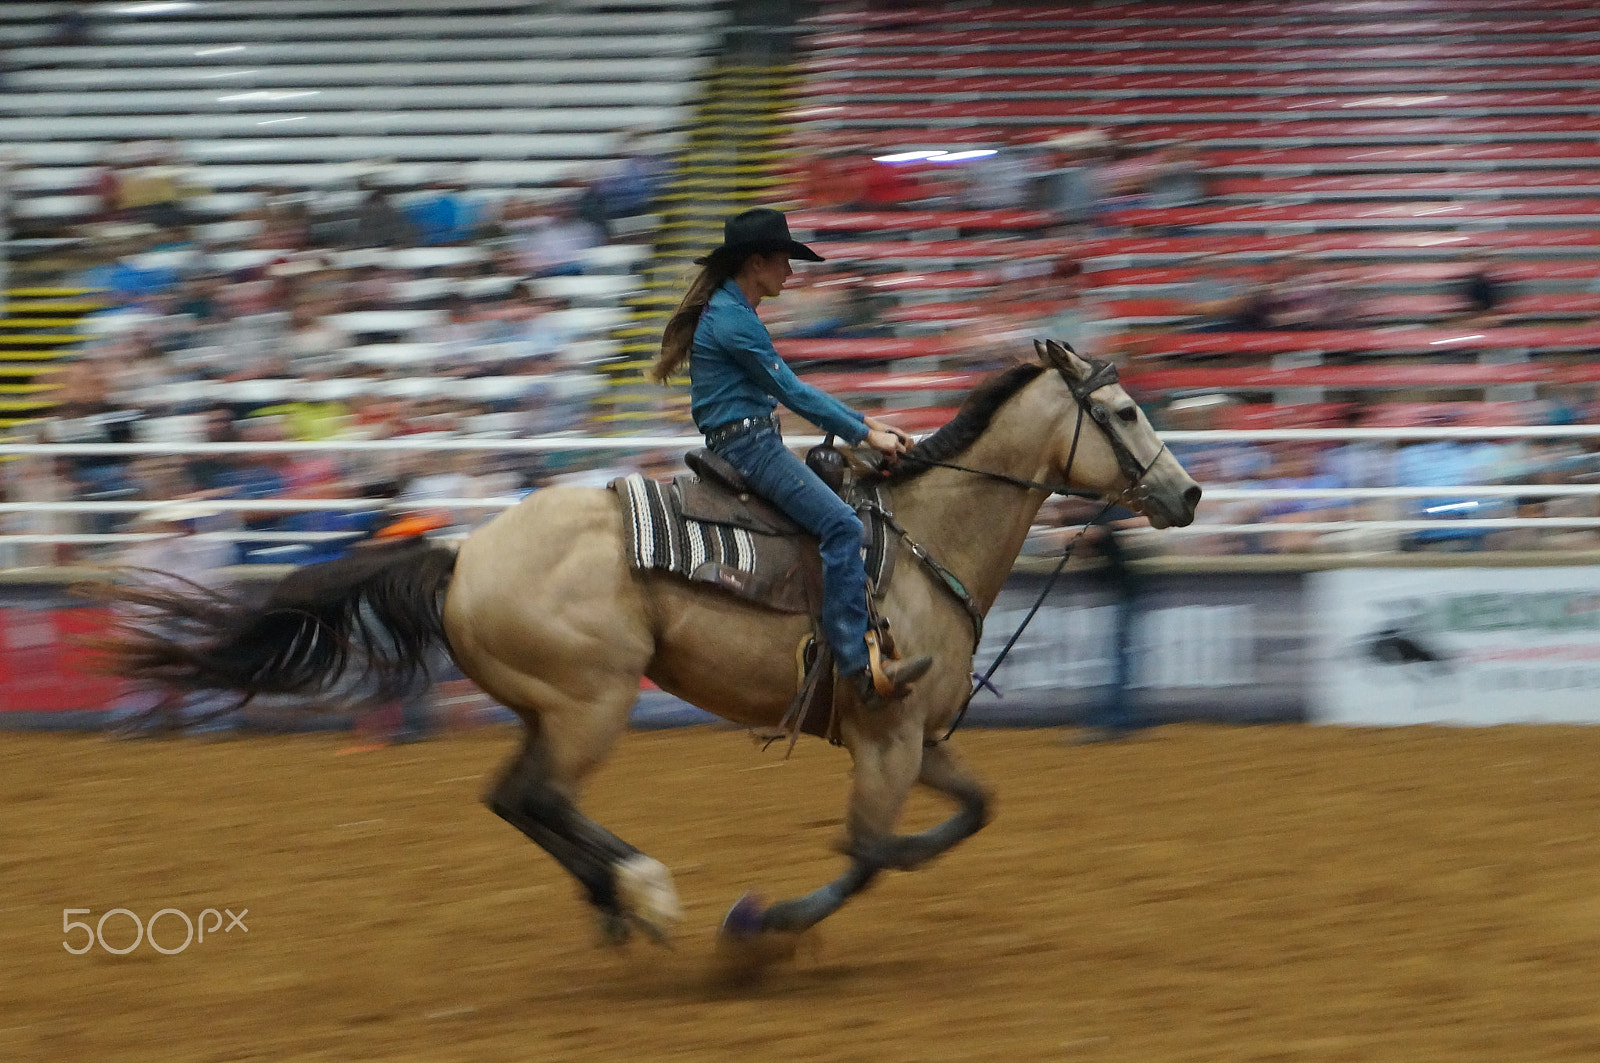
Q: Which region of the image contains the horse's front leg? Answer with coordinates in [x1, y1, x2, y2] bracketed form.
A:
[733, 712, 925, 936]
[852, 739, 992, 872]
[733, 714, 991, 938]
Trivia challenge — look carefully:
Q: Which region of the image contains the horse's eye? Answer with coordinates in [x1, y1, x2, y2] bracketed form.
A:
[1116, 406, 1138, 424]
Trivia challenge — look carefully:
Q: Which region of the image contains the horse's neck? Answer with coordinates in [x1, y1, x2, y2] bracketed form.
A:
[885, 434, 1053, 615]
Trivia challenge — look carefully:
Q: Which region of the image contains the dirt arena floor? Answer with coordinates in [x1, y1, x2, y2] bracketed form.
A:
[5, 723, 1600, 1062]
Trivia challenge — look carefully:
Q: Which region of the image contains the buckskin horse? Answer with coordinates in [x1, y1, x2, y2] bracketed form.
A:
[92, 340, 1200, 951]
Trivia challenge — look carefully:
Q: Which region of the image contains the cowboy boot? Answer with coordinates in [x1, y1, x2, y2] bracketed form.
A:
[855, 631, 933, 709]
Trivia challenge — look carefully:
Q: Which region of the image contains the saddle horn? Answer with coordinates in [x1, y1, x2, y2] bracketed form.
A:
[805, 433, 847, 494]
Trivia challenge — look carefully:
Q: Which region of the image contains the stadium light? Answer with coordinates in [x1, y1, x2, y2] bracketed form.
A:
[872, 151, 946, 163]
[926, 150, 998, 163]
[114, 2, 195, 13]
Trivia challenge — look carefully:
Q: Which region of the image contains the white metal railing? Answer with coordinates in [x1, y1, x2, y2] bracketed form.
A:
[2, 428, 1598, 546]
[8, 424, 1600, 456]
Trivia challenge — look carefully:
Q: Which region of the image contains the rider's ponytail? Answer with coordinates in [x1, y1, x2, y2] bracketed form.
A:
[651, 259, 737, 384]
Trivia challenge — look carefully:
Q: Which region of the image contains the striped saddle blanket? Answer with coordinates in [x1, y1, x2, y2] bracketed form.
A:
[612, 472, 891, 616]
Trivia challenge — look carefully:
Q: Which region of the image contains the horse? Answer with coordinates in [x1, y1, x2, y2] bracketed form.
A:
[92, 340, 1200, 951]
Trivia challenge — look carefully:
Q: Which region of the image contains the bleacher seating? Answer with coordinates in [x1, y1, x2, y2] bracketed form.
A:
[0, 1, 723, 220]
[786, 0, 1600, 424]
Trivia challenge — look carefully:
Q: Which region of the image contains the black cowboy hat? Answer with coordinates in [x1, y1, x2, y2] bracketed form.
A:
[694, 207, 825, 267]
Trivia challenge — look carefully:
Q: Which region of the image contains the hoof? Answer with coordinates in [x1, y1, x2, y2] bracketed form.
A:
[595, 908, 631, 948]
[719, 892, 766, 937]
[614, 855, 682, 942]
[712, 894, 807, 980]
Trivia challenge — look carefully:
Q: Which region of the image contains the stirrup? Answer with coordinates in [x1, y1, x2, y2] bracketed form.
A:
[865, 630, 932, 700]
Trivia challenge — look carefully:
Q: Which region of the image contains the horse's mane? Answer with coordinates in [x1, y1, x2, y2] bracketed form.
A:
[884, 362, 1047, 484]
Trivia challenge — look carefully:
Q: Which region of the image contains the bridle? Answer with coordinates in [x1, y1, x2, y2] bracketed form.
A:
[874, 346, 1174, 743]
[896, 353, 1169, 513]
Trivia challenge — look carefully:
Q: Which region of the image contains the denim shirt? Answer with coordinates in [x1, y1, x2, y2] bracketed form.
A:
[689, 280, 868, 445]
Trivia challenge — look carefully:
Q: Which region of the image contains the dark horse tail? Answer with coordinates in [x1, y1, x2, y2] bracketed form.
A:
[82, 540, 458, 708]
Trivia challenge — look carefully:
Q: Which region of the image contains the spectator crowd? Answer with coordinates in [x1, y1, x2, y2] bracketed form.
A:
[2, 136, 668, 567]
[3, 126, 1597, 565]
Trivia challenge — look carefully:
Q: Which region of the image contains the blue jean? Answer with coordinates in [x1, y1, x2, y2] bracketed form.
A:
[712, 426, 871, 676]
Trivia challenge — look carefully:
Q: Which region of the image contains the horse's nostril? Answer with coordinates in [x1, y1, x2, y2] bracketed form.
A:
[1183, 485, 1203, 509]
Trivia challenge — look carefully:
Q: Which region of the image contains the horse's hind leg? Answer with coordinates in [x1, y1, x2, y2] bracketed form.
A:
[487, 722, 682, 945]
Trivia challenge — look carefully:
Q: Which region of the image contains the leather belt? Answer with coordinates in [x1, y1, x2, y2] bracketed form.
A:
[704, 413, 778, 449]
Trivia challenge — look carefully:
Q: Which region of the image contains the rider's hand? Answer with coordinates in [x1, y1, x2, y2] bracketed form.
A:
[864, 417, 913, 455]
[864, 426, 908, 459]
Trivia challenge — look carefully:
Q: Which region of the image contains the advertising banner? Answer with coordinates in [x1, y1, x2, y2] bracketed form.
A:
[0, 571, 1315, 729]
[0, 603, 123, 717]
[1310, 568, 1600, 726]
[957, 571, 1310, 726]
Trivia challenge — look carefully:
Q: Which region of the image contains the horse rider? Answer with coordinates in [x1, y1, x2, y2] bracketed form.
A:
[650, 207, 933, 707]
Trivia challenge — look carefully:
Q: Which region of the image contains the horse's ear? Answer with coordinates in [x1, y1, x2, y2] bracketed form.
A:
[1033, 338, 1049, 363]
[1043, 338, 1090, 379]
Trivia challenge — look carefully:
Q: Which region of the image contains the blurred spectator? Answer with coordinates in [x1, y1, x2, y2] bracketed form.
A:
[405, 171, 482, 246]
[348, 263, 400, 310]
[1038, 129, 1111, 230]
[852, 155, 920, 210]
[1066, 507, 1148, 743]
[489, 286, 577, 370]
[1453, 251, 1510, 324]
[174, 273, 227, 324]
[423, 293, 497, 372]
[766, 265, 874, 340]
[1259, 256, 1358, 331]
[117, 141, 204, 229]
[262, 184, 314, 246]
[255, 382, 352, 442]
[186, 407, 244, 492]
[0, 453, 77, 567]
[1030, 261, 1116, 360]
[595, 131, 666, 222]
[513, 197, 601, 278]
[347, 186, 417, 249]
[1251, 444, 1350, 553]
[1145, 143, 1209, 209]
[52, 2, 94, 46]
[46, 357, 137, 536]
[1094, 132, 1169, 215]
[112, 500, 241, 732]
[1394, 429, 1516, 552]
[396, 450, 503, 533]
[799, 146, 871, 209]
[282, 297, 350, 376]
[962, 136, 1042, 210]
[85, 143, 131, 223]
[76, 232, 184, 303]
[1181, 256, 1271, 333]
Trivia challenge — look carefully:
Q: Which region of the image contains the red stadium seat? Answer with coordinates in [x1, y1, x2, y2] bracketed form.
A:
[1133, 325, 1600, 360]
[801, 42, 1600, 73]
[806, 2, 1598, 26]
[884, 300, 1072, 325]
[789, 210, 1058, 233]
[1357, 401, 1537, 428]
[798, 82, 1600, 119]
[1214, 403, 1355, 429]
[1105, 199, 1600, 231]
[1212, 172, 1600, 198]
[777, 338, 952, 362]
[1203, 144, 1600, 171]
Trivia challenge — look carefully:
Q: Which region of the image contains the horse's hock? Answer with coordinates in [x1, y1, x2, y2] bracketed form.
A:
[4, 724, 1600, 1062]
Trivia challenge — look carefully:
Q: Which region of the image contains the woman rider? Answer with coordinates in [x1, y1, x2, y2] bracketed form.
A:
[651, 208, 932, 706]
